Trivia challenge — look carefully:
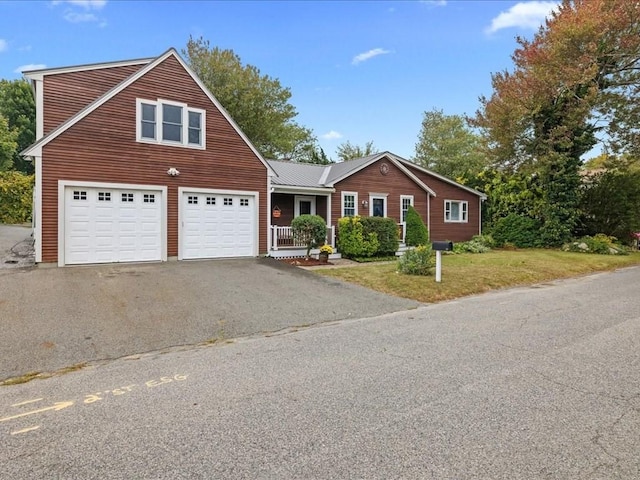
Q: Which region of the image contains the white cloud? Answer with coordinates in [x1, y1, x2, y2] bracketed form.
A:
[486, 1, 558, 34]
[321, 130, 343, 140]
[14, 64, 47, 74]
[64, 11, 97, 22]
[0, 39, 7, 52]
[54, 0, 107, 9]
[18, 45, 32, 52]
[420, 0, 447, 6]
[352, 48, 392, 65]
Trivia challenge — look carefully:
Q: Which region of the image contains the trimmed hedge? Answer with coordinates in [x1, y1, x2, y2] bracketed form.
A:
[405, 205, 429, 246]
[0, 171, 33, 224]
[360, 216, 399, 255]
[337, 216, 379, 258]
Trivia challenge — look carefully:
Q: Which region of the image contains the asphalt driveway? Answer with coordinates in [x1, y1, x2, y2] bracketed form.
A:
[0, 224, 34, 269]
[0, 256, 419, 381]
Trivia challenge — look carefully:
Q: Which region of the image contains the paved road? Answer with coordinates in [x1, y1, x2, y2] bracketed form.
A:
[1, 266, 638, 479]
[0, 257, 418, 381]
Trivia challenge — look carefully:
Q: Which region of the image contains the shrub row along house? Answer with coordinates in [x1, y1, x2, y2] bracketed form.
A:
[20, 48, 485, 266]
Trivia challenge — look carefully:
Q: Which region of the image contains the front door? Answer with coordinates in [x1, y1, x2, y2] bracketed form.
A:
[370, 196, 387, 217]
[295, 196, 316, 217]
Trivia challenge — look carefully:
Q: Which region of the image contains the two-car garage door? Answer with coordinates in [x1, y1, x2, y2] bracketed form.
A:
[63, 184, 257, 265]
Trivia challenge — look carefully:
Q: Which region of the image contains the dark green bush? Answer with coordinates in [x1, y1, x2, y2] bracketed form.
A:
[291, 214, 327, 258]
[0, 171, 33, 224]
[397, 245, 434, 276]
[491, 213, 542, 248]
[405, 205, 429, 246]
[337, 216, 379, 258]
[360, 216, 399, 255]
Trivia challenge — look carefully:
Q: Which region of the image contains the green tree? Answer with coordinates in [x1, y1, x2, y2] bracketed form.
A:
[0, 115, 18, 172]
[336, 140, 376, 162]
[474, 0, 640, 245]
[404, 205, 429, 246]
[579, 170, 640, 242]
[183, 36, 316, 161]
[0, 79, 36, 174]
[413, 108, 487, 183]
[298, 145, 333, 165]
[291, 214, 327, 258]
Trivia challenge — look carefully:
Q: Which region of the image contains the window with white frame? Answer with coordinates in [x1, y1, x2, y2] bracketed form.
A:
[137, 99, 205, 148]
[444, 200, 468, 222]
[400, 195, 414, 222]
[342, 192, 358, 217]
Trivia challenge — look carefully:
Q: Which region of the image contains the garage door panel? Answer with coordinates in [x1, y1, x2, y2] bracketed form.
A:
[64, 186, 162, 265]
[181, 192, 255, 259]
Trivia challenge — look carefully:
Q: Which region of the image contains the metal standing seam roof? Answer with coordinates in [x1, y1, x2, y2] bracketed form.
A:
[267, 159, 330, 187]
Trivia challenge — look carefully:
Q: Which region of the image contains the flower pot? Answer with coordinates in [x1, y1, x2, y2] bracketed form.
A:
[319, 252, 329, 264]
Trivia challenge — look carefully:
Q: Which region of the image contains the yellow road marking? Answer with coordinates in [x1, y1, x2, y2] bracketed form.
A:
[11, 426, 40, 435]
[0, 401, 74, 423]
[11, 398, 43, 408]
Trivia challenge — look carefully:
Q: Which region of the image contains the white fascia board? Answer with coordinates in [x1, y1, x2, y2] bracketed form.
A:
[271, 185, 335, 195]
[23, 58, 153, 82]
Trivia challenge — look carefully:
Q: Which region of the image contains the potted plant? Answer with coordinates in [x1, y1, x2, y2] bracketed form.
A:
[318, 244, 333, 263]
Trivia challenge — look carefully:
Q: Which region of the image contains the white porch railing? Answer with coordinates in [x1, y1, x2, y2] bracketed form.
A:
[271, 225, 336, 251]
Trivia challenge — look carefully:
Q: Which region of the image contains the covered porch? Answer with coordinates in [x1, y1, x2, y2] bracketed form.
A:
[269, 188, 338, 258]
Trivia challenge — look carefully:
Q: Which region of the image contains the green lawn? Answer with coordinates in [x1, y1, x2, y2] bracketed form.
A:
[317, 249, 640, 303]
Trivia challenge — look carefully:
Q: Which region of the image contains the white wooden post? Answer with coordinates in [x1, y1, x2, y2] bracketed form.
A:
[435, 250, 442, 283]
[272, 226, 278, 251]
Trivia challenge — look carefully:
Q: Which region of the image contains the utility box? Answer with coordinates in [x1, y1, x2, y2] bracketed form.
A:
[432, 241, 454, 252]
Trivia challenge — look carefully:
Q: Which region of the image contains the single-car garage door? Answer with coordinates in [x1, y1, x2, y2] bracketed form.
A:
[64, 186, 163, 265]
[181, 191, 256, 259]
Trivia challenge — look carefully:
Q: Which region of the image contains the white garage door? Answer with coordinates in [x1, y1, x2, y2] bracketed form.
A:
[64, 187, 162, 265]
[181, 192, 256, 259]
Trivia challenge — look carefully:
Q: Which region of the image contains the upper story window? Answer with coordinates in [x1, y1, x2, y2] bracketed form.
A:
[137, 99, 205, 149]
[445, 200, 468, 223]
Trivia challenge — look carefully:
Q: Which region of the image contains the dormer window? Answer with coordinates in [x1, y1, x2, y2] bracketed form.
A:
[137, 99, 205, 149]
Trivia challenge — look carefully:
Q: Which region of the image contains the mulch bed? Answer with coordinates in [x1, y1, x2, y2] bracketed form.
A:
[279, 257, 332, 267]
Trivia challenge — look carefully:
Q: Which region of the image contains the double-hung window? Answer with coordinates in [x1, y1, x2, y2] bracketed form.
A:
[400, 195, 414, 223]
[444, 200, 468, 223]
[342, 192, 358, 217]
[137, 99, 205, 149]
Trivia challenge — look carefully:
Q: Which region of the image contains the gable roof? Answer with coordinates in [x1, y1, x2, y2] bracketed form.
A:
[22, 57, 153, 80]
[267, 151, 486, 199]
[21, 48, 275, 176]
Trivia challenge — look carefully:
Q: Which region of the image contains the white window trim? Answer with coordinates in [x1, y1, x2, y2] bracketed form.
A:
[369, 193, 388, 218]
[341, 191, 358, 217]
[400, 195, 414, 223]
[136, 98, 206, 150]
[294, 195, 316, 217]
[444, 199, 468, 223]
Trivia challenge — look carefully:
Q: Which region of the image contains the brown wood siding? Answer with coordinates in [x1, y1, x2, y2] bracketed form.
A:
[406, 165, 481, 242]
[271, 194, 294, 226]
[41, 55, 268, 263]
[271, 194, 328, 226]
[330, 159, 429, 228]
[43, 64, 146, 135]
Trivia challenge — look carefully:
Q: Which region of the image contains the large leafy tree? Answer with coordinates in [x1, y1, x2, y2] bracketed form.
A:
[336, 140, 376, 162]
[475, 0, 640, 245]
[413, 108, 487, 183]
[0, 79, 36, 174]
[0, 114, 18, 171]
[184, 36, 316, 161]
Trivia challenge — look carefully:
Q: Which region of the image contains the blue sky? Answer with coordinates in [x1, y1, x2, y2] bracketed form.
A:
[0, 0, 558, 160]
